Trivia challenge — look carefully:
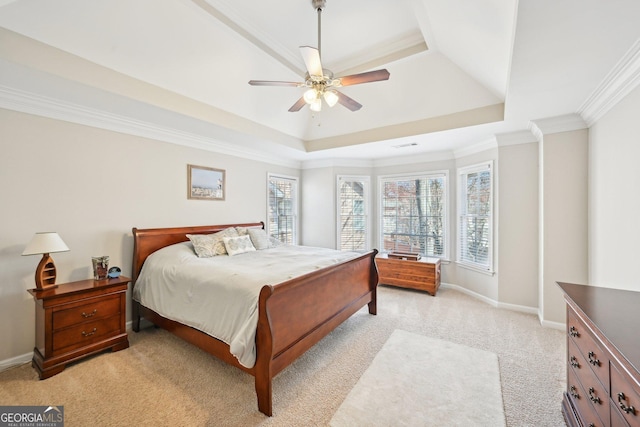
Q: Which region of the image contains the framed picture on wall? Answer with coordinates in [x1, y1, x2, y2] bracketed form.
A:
[188, 164, 225, 201]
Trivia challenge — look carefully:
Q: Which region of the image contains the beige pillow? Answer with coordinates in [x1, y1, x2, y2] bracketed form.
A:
[187, 227, 239, 257]
[223, 235, 256, 256]
[248, 228, 271, 250]
[235, 226, 249, 236]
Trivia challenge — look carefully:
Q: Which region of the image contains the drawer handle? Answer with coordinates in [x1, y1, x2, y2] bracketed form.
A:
[569, 385, 580, 399]
[587, 351, 600, 367]
[569, 326, 580, 337]
[569, 356, 580, 368]
[81, 309, 97, 318]
[588, 387, 601, 405]
[618, 392, 637, 415]
[81, 328, 97, 337]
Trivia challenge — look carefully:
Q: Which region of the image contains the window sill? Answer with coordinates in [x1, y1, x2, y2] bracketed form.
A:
[455, 261, 495, 276]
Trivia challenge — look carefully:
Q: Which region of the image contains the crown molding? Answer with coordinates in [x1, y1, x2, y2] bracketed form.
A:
[495, 130, 537, 147]
[0, 85, 301, 169]
[453, 138, 497, 159]
[528, 113, 587, 141]
[578, 38, 640, 126]
[301, 158, 374, 170]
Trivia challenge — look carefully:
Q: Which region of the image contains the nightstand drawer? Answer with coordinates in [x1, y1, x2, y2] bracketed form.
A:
[52, 315, 121, 354]
[53, 294, 121, 330]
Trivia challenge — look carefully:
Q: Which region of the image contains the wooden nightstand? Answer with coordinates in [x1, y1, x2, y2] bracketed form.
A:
[28, 276, 130, 379]
[376, 254, 441, 295]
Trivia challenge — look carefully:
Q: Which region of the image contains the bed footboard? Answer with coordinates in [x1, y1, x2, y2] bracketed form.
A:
[254, 249, 379, 415]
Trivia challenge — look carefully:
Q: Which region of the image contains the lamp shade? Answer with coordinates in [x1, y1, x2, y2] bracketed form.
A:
[323, 90, 339, 107]
[22, 232, 69, 256]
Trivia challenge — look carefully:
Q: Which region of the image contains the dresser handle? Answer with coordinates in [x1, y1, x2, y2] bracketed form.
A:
[81, 309, 97, 318]
[569, 326, 580, 337]
[570, 356, 580, 368]
[588, 424, 594, 427]
[569, 385, 580, 399]
[587, 351, 601, 367]
[81, 328, 97, 337]
[618, 392, 637, 415]
[588, 387, 601, 404]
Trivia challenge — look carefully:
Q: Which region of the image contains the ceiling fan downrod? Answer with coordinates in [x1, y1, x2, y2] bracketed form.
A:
[312, 0, 326, 59]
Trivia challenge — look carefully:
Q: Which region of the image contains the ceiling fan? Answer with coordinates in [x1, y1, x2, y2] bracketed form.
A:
[248, 0, 390, 112]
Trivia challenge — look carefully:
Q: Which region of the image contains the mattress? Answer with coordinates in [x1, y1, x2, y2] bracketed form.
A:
[133, 241, 360, 368]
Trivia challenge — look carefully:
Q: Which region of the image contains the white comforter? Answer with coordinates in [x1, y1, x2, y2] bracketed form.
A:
[133, 242, 361, 368]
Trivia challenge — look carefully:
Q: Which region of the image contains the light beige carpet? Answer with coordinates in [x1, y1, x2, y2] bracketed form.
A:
[0, 286, 566, 426]
[330, 329, 505, 427]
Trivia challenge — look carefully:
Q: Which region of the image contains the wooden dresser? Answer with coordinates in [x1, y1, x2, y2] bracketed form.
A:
[376, 254, 441, 295]
[558, 282, 640, 427]
[28, 276, 130, 379]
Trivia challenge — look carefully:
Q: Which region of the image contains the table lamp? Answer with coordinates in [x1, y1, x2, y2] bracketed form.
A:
[22, 232, 70, 291]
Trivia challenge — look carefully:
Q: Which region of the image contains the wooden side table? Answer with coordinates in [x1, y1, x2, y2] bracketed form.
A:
[28, 276, 130, 379]
[376, 254, 441, 295]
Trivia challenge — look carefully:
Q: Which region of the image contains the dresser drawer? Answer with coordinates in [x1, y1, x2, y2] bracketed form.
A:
[568, 366, 606, 427]
[53, 294, 121, 330]
[52, 315, 122, 354]
[568, 337, 610, 424]
[568, 308, 611, 392]
[611, 361, 640, 427]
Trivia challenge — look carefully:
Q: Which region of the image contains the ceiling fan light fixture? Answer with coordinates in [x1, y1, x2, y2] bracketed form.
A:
[303, 88, 319, 104]
[323, 90, 339, 107]
[310, 98, 322, 112]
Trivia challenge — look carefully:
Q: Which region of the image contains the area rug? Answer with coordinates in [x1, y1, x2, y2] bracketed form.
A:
[330, 329, 506, 426]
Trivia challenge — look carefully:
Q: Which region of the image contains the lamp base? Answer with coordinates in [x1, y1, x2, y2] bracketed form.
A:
[35, 253, 58, 291]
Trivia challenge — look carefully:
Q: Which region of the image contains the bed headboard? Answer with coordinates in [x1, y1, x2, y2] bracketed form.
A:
[131, 222, 265, 282]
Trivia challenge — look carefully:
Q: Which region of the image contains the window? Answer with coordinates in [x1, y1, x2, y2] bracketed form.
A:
[379, 172, 447, 258]
[337, 176, 370, 251]
[457, 161, 493, 272]
[267, 174, 298, 244]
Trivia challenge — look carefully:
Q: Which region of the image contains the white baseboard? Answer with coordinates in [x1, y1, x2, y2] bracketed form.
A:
[441, 282, 562, 327]
[0, 320, 136, 373]
[540, 318, 566, 331]
[0, 352, 32, 373]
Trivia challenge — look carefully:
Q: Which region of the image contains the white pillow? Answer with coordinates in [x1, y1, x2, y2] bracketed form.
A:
[223, 235, 256, 256]
[248, 228, 271, 250]
[186, 227, 239, 257]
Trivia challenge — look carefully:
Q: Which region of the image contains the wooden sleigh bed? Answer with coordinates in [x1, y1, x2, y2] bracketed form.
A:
[131, 222, 378, 416]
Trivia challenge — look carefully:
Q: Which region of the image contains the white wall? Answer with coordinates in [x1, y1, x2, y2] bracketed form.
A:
[0, 108, 299, 364]
[589, 85, 640, 291]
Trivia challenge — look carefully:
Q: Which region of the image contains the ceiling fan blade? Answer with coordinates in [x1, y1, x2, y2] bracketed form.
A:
[248, 80, 302, 87]
[299, 46, 323, 76]
[338, 69, 390, 87]
[288, 97, 307, 112]
[336, 91, 362, 111]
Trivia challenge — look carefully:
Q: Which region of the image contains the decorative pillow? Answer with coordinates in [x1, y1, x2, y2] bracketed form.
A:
[187, 227, 239, 257]
[235, 226, 249, 236]
[248, 228, 271, 250]
[223, 235, 256, 256]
